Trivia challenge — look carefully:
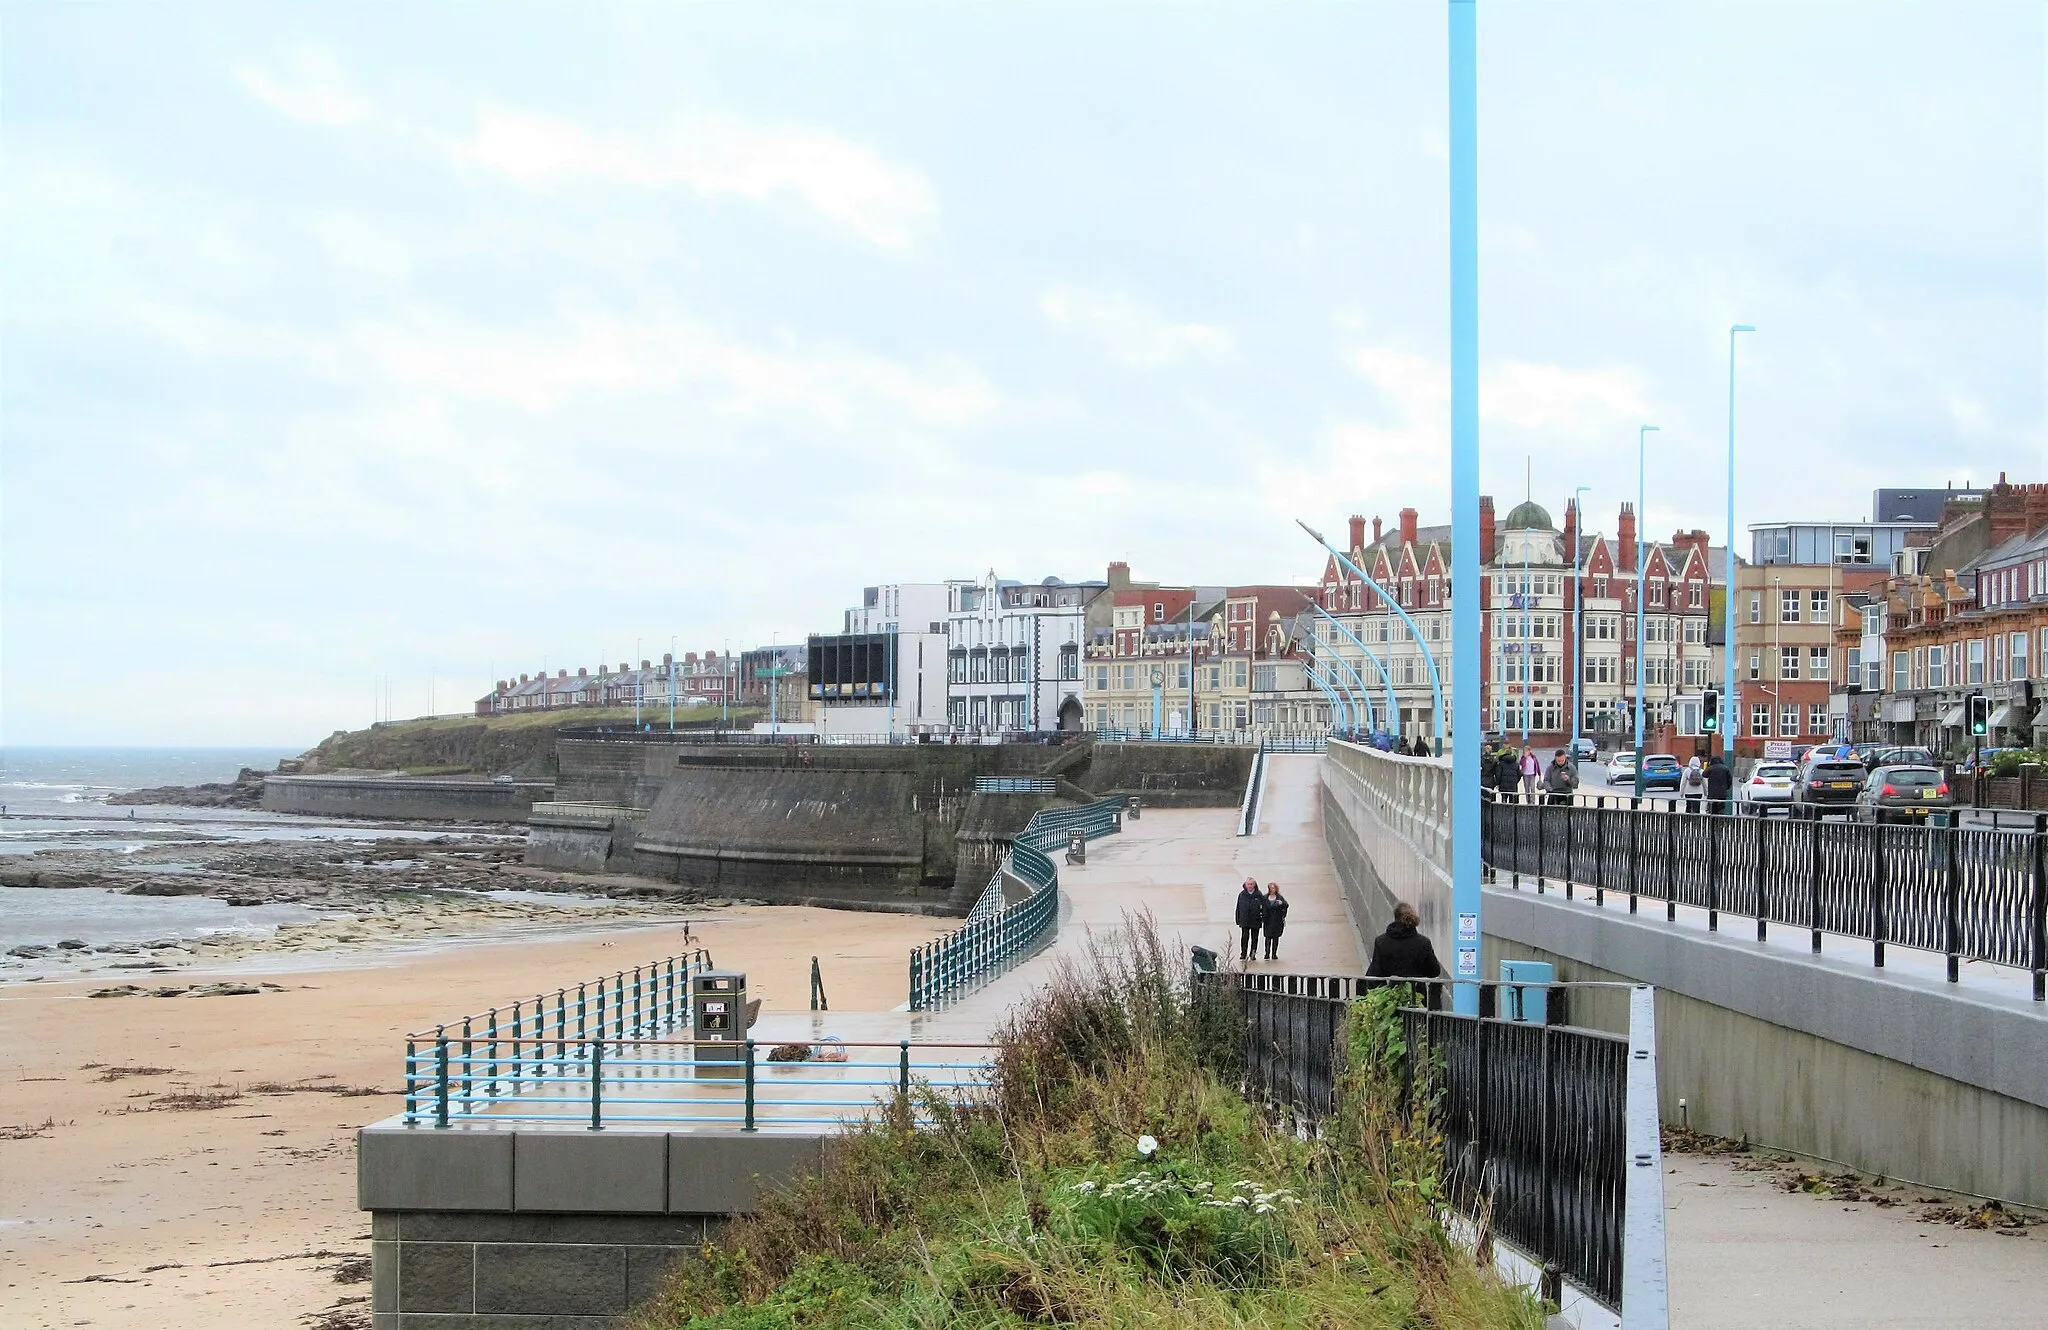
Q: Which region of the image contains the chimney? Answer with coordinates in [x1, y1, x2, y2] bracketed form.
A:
[641, 659, 651, 669]
[1618, 503, 1637, 573]
[1399, 507, 1418, 547]
[577, 667, 587, 677]
[1563, 498, 1579, 566]
[558, 669, 568, 679]
[1987, 476, 2029, 545]
[1348, 514, 1367, 552]
[1107, 560, 1132, 590]
[2024, 483, 2048, 536]
[1479, 496, 1497, 565]
[664, 653, 673, 666]
[1372, 516, 1383, 544]
[519, 673, 529, 684]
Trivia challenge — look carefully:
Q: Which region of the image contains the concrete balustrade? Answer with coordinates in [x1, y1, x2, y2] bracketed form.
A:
[1318, 740, 1455, 943]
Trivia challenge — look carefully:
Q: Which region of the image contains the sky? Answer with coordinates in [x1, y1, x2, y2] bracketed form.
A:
[4, 3, 2045, 745]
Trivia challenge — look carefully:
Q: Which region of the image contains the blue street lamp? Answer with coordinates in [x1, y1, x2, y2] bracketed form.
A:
[1570, 485, 1592, 755]
[1316, 633, 1375, 736]
[1308, 604, 1400, 742]
[1301, 661, 1351, 735]
[1634, 424, 1661, 799]
[1297, 522, 1448, 756]
[1448, 0, 1481, 1013]
[1724, 325, 1755, 761]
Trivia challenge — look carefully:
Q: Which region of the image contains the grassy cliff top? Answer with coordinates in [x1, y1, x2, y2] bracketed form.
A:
[300, 706, 768, 778]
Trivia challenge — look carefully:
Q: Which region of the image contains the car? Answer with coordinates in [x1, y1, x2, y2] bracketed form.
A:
[1738, 760, 1798, 813]
[1794, 759, 1870, 816]
[1859, 745, 1935, 773]
[1569, 737, 1600, 762]
[1638, 754, 1683, 792]
[1952, 747, 2015, 777]
[1856, 764, 1953, 823]
[1605, 751, 1638, 785]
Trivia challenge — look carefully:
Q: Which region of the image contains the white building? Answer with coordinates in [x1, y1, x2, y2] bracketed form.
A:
[808, 582, 953, 738]
[946, 572, 1102, 734]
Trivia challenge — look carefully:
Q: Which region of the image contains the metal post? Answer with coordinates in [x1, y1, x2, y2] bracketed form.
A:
[1627, 796, 1640, 913]
[1808, 809, 1823, 953]
[589, 1038, 603, 1131]
[1665, 812, 1677, 922]
[1633, 423, 1660, 801]
[1872, 822, 1888, 969]
[460, 1017, 473, 1117]
[2031, 814, 2045, 1002]
[899, 1039, 912, 1098]
[435, 1030, 450, 1130]
[742, 1040, 758, 1132]
[1706, 804, 1720, 931]
[404, 1037, 418, 1125]
[1943, 823, 1962, 983]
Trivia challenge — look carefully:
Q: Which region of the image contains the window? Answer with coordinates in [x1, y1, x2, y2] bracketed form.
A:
[1781, 704, 1800, 736]
[1780, 647, 1800, 680]
[1835, 533, 1873, 564]
[1810, 590, 1830, 621]
[2013, 632, 2029, 681]
[1928, 645, 1946, 688]
[1061, 645, 1080, 679]
[1585, 656, 1616, 684]
[1684, 658, 1708, 688]
[1810, 703, 1829, 734]
[1865, 660, 1881, 691]
[1748, 593, 1762, 624]
[1994, 638, 2008, 683]
[1153, 602, 1165, 622]
[1683, 617, 1706, 645]
[1749, 649, 1761, 680]
[1968, 638, 1986, 685]
[1780, 590, 1801, 623]
[1751, 703, 1771, 736]
[1809, 646, 1829, 677]
[1594, 576, 1609, 598]
[1892, 651, 1909, 693]
[1845, 646, 1861, 682]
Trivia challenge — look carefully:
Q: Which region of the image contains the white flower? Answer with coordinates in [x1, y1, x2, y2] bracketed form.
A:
[1137, 1135, 1158, 1158]
[1073, 1180, 1097, 1193]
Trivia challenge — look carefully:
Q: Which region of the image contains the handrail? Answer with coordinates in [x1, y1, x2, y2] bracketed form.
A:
[1237, 750, 1266, 837]
[909, 796, 1125, 1009]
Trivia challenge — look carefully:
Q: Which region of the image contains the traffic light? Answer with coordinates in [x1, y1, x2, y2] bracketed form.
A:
[1701, 688, 1720, 733]
[1968, 693, 1990, 737]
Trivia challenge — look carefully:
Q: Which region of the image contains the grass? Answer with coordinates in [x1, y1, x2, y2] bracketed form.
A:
[626, 917, 1543, 1330]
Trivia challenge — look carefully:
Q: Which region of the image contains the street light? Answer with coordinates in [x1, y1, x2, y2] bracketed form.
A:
[1569, 484, 1592, 758]
[1723, 324, 1755, 763]
[1633, 424, 1661, 799]
[1297, 520, 1447, 755]
[1308, 603, 1400, 742]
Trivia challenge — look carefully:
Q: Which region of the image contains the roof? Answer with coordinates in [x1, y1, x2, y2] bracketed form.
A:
[1503, 500, 1554, 532]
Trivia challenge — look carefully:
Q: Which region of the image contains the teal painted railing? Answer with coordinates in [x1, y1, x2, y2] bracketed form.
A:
[909, 797, 1125, 1010]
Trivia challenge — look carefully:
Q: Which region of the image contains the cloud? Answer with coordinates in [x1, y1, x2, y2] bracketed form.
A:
[236, 49, 370, 127]
[1039, 284, 1234, 367]
[457, 106, 936, 249]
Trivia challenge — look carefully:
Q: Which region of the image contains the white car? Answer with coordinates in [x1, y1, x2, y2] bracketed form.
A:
[1739, 761, 1798, 813]
[1604, 752, 1638, 785]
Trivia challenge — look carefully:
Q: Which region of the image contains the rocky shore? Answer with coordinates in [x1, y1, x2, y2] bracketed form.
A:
[105, 766, 269, 809]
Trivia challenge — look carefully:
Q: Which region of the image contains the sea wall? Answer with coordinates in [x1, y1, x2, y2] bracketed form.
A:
[262, 776, 553, 823]
[1073, 741, 1253, 808]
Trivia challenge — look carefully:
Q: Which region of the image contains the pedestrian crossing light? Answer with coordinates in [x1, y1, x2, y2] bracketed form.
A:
[1701, 688, 1720, 733]
[1969, 693, 1990, 736]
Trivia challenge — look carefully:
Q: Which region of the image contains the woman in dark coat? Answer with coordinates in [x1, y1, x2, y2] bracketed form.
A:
[1260, 882, 1290, 961]
[1366, 902, 1443, 979]
[1493, 746, 1523, 803]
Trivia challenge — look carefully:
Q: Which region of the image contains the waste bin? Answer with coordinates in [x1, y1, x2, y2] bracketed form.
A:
[1127, 795, 1142, 821]
[692, 969, 747, 1069]
[1066, 829, 1086, 865]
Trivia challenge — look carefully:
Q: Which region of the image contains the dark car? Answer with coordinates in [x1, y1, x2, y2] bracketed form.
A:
[1794, 760, 1869, 815]
[1860, 745, 1936, 772]
[1638, 754, 1683, 792]
[1856, 765, 1953, 824]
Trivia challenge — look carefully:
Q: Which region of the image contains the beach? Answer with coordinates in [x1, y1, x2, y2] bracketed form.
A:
[0, 905, 947, 1330]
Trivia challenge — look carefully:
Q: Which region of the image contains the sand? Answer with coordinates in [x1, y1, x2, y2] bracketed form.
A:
[0, 905, 946, 1330]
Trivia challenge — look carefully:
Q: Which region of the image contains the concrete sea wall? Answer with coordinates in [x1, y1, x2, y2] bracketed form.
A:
[1074, 741, 1254, 808]
[263, 775, 553, 823]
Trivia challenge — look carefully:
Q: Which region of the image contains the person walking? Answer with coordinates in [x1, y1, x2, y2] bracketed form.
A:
[1681, 755, 1706, 813]
[1543, 749, 1578, 806]
[1493, 744, 1522, 803]
[1705, 751, 1735, 815]
[1234, 878, 1266, 962]
[1518, 744, 1541, 804]
[1260, 882, 1289, 961]
[1365, 902, 1443, 979]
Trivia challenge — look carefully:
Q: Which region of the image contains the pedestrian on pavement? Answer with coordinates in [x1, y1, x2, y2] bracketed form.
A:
[1681, 756, 1706, 813]
[1365, 902, 1443, 979]
[1705, 752, 1735, 814]
[1493, 745, 1523, 803]
[1234, 878, 1266, 962]
[1519, 745, 1541, 803]
[1260, 882, 1289, 961]
[1543, 750, 1578, 806]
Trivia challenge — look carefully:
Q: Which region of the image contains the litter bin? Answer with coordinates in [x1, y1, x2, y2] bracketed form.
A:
[1127, 795, 1142, 821]
[692, 969, 747, 1070]
[1066, 828, 1086, 865]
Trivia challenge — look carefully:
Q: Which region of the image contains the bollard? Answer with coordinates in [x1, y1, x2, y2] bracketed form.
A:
[742, 1040, 757, 1132]
[435, 1030, 451, 1129]
[404, 1037, 419, 1125]
[589, 1039, 604, 1131]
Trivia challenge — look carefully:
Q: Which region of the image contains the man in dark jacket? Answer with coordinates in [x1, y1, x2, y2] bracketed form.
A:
[1366, 902, 1443, 979]
[1704, 753, 1735, 814]
[1234, 879, 1266, 962]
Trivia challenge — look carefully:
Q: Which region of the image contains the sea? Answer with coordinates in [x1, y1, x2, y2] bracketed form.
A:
[0, 746, 487, 952]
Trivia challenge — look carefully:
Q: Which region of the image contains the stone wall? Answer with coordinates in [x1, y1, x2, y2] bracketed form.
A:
[1074, 741, 1254, 807]
[263, 776, 553, 823]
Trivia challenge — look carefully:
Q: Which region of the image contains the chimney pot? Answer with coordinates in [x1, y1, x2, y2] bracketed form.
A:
[578, 667, 587, 677]
[1399, 507, 1418, 547]
[1372, 516, 1384, 543]
[1348, 514, 1367, 551]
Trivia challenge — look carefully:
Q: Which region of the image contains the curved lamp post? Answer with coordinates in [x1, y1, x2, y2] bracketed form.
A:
[1308, 603, 1399, 741]
[1301, 660, 1352, 735]
[1724, 325, 1755, 761]
[1298, 520, 1447, 755]
[1315, 634, 1376, 737]
[1569, 485, 1591, 755]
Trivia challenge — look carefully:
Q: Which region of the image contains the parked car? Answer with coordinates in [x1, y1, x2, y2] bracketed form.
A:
[1858, 745, 1935, 772]
[1856, 764, 1953, 823]
[1569, 736, 1600, 762]
[1605, 751, 1637, 785]
[1638, 754, 1683, 792]
[1738, 760, 1798, 813]
[1794, 759, 1870, 816]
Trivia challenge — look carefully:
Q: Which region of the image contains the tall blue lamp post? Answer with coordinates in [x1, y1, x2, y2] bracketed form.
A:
[1309, 604, 1400, 741]
[1448, 0, 1481, 1013]
[1297, 522, 1447, 756]
[1569, 485, 1591, 756]
[1632, 424, 1660, 799]
[1302, 661, 1352, 735]
[1724, 325, 1755, 761]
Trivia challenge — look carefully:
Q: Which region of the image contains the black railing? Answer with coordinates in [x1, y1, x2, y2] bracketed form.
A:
[1197, 972, 1655, 1319]
[1484, 800, 2048, 999]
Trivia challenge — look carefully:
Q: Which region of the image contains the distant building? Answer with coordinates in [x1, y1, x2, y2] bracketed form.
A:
[474, 652, 735, 717]
[944, 571, 1104, 734]
[809, 582, 951, 737]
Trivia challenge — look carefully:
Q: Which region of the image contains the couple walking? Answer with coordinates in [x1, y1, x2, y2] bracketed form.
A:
[1234, 879, 1290, 962]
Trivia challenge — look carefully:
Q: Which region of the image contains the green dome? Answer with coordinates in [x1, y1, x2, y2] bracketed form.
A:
[1503, 500, 1554, 531]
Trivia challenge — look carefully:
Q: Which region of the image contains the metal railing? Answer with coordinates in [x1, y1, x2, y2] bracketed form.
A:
[909, 797, 1125, 1010]
[1237, 750, 1266, 837]
[1261, 734, 1330, 753]
[403, 1033, 991, 1131]
[403, 950, 714, 1126]
[1201, 971, 1665, 1325]
[974, 777, 1058, 794]
[1484, 799, 2048, 998]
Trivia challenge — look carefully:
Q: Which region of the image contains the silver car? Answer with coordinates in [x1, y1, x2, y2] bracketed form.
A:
[1738, 760, 1797, 814]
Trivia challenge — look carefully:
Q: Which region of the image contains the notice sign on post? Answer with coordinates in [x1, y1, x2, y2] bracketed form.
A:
[1456, 947, 1479, 978]
[1456, 912, 1478, 944]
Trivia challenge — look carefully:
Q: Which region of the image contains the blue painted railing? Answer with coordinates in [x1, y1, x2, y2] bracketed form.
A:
[910, 797, 1126, 1009]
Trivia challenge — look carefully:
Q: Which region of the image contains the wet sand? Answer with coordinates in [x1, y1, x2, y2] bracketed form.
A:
[0, 906, 946, 1329]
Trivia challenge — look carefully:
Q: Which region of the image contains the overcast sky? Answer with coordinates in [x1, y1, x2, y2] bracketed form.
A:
[5, 3, 2044, 745]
